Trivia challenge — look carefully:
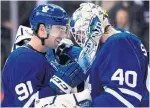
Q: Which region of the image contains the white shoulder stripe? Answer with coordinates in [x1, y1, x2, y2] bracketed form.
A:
[23, 91, 39, 107]
[104, 87, 134, 108]
[146, 66, 150, 92]
[35, 91, 39, 100]
[119, 88, 142, 101]
[23, 93, 36, 108]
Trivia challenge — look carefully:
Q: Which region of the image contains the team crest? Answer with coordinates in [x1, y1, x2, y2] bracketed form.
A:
[42, 6, 49, 12]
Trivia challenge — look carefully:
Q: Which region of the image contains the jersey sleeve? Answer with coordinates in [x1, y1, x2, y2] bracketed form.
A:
[92, 34, 148, 107]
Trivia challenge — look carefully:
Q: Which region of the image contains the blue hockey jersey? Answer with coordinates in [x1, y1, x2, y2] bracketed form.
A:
[88, 30, 149, 107]
[2, 45, 57, 107]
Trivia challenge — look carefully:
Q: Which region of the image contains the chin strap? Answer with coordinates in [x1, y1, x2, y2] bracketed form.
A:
[37, 34, 49, 45]
[36, 29, 50, 45]
[35, 25, 51, 45]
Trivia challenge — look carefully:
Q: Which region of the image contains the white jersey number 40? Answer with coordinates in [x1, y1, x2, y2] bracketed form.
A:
[111, 68, 137, 88]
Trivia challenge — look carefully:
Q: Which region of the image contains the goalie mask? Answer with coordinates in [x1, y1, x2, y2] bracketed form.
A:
[70, 3, 109, 73]
[70, 2, 108, 48]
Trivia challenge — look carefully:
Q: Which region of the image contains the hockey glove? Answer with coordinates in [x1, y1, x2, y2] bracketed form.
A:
[55, 39, 74, 65]
[49, 62, 87, 94]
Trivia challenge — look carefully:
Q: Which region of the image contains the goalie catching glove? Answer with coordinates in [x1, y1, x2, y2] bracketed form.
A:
[34, 89, 92, 108]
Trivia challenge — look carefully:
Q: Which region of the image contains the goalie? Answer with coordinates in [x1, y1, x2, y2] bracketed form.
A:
[70, 2, 149, 107]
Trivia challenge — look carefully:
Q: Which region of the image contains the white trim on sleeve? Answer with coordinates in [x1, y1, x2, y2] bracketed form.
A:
[104, 87, 134, 108]
[119, 88, 142, 101]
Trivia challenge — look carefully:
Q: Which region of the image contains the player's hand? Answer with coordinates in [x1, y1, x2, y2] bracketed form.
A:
[35, 89, 92, 108]
[49, 62, 87, 94]
[55, 39, 74, 65]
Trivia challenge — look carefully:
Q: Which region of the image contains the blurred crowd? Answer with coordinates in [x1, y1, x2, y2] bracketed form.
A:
[109, 1, 149, 52]
[0, 0, 149, 104]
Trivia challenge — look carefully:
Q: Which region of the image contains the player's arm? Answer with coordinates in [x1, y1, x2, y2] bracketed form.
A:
[49, 41, 86, 94]
[46, 40, 82, 94]
[49, 17, 101, 94]
[13, 53, 57, 107]
[35, 89, 91, 107]
[92, 35, 148, 107]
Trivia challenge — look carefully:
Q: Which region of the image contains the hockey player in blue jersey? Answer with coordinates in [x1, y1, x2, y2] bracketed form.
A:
[12, 25, 82, 94]
[1, 4, 69, 107]
[2, 4, 92, 107]
[70, 3, 149, 107]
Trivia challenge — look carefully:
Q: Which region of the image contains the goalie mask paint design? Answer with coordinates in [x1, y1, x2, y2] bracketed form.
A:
[70, 2, 108, 48]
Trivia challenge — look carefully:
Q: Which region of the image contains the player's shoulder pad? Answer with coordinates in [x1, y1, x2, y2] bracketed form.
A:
[15, 25, 33, 44]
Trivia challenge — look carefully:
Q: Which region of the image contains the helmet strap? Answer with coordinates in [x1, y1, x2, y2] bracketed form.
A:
[36, 33, 49, 45]
[35, 25, 51, 45]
